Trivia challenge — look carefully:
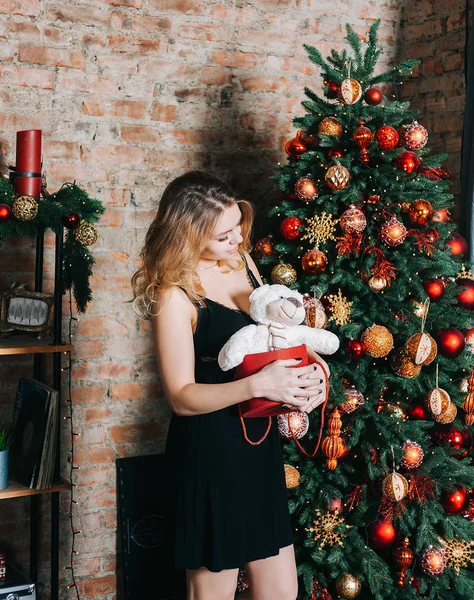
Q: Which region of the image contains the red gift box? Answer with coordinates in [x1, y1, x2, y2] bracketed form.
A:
[236, 344, 309, 418]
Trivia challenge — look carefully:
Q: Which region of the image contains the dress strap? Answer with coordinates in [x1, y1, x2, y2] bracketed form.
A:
[241, 254, 261, 290]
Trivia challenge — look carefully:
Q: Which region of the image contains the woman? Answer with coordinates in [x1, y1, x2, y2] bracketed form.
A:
[132, 171, 330, 600]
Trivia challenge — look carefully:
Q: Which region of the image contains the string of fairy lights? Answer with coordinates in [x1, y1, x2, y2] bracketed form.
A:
[63, 289, 80, 599]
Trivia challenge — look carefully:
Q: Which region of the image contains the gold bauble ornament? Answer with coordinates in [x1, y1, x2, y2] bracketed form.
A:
[75, 220, 99, 246]
[368, 275, 387, 291]
[284, 464, 300, 488]
[335, 573, 362, 599]
[271, 263, 297, 285]
[360, 325, 394, 358]
[340, 204, 366, 233]
[405, 332, 437, 365]
[318, 116, 343, 136]
[382, 472, 409, 501]
[325, 164, 350, 191]
[391, 349, 422, 379]
[434, 402, 457, 424]
[12, 195, 39, 221]
[425, 387, 451, 417]
[338, 78, 363, 105]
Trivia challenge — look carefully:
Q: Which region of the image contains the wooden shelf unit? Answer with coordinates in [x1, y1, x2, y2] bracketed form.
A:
[0, 335, 73, 356]
[0, 480, 71, 500]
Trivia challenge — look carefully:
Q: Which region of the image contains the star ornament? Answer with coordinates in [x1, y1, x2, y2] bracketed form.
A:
[305, 508, 351, 549]
[439, 536, 474, 575]
[328, 289, 353, 326]
[301, 212, 339, 248]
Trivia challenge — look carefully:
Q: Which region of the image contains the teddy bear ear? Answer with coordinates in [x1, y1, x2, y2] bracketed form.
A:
[249, 284, 270, 302]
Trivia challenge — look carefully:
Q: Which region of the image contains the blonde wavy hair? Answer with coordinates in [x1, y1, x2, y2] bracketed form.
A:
[131, 171, 254, 318]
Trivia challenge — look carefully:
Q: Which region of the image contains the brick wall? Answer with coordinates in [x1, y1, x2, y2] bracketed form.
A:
[0, 1, 406, 598]
[398, 0, 468, 215]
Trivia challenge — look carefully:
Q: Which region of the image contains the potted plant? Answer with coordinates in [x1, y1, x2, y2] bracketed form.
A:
[0, 428, 13, 491]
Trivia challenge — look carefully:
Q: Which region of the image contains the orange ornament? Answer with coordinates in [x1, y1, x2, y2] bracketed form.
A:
[318, 116, 343, 136]
[321, 409, 345, 470]
[382, 472, 409, 501]
[353, 120, 373, 164]
[391, 349, 422, 378]
[361, 325, 394, 357]
[404, 332, 437, 365]
[434, 402, 457, 424]
[401, 440, 424, 469]
[403, 121, 428, 150]
[295, 176, 319, 202]
[338, 78, 362, 105]
[408, 199, 434, 226]
[463, 392, 474, 425]
[285, 130, 307, 159]
[380, 216, 407, 247]
[395, 538, 415, 587]
[302, 249, 327, 274]
[340, 205, 366, 233]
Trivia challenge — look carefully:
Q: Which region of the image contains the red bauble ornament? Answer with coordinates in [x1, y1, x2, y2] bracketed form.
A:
[440, 485, 469, 514]
[328, 147, 344, 159]
[433, 423, 473, 459]
[394, 151, 421, 174]
[346, 339, 366, 359]
[340, 205, 367, 233]
[254, 236, 274, 258]
[380, 216, 407, 247]
[447, 232, 469, 259]
[422, 278, 445, 302]
[407, 401, 430, 420]
[295, 176, 319, 202]
[301, 249, 327, 274]
[285, 131, 307, 160]
[375, 125, 399, 150]
[324, 80, 339, 99]
[457, 277, 474, 310]
[0, 204, 11, 222]
[280, 216, 302, 240]
[434, 327, 465, 358]
[62, 213, 81, 229]
[432, 209, 451, 223]
[403, 122, 428, 150]
[464, 327, 474, 352]
[368, 520, 396, 550]
[364, 87, 383, 105]
[420, 546, 446, 575]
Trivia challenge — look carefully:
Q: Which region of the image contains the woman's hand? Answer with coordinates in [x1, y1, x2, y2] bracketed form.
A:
[250, 358, 326, 410]
[299, 349, 330, 413]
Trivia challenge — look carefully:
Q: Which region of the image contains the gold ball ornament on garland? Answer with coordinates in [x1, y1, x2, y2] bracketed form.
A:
[74, 220, 99, 246]
[12, 195, 39, 221]
[368, 275, 387, 291]
[338, 78, 362, 104]
[391, 349, 422, 378]
[401, 440, 424, 469]
[277, 411, 309, 439]
[425, 387, 451, 417]
[382, 472, 409, 502]
[284, 464, 300, 489]
[360, 325, 394, 358]
[271, 263, 297, 286]
[325, 164, 350, 191]
[301, 249, 327, 274]
[403, 121, 428, 150]
[294, 175, 318, 202]
[318, 116, 343, 136]
[340, 204, 366, 233]
[380, 216, 407, 247]
[335, 573, 362, 599]
[407, 199, 434, 226]
[405, 332, 437, 365]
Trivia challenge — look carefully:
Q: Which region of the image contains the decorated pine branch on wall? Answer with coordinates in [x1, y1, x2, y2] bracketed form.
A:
[254, 20, 474, 600]
[0, 177, 104, 313]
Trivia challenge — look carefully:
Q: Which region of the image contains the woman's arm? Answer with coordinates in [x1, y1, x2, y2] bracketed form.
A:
[152, 287, 320, 417]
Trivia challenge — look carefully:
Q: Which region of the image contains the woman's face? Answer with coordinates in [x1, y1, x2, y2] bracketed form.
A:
[201, 203, 243, 260]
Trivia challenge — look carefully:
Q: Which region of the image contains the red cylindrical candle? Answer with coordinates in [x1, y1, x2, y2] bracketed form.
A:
[15, 176, 41, 197]
[16, 129, 42, 174]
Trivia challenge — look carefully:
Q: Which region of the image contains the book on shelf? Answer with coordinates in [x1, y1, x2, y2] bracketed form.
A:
[10, 377, 59, 490]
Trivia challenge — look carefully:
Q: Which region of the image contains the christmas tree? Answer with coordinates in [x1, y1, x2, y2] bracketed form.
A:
[255, 21, 474, 600]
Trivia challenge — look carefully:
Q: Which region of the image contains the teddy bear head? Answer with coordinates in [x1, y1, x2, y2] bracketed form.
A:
[249, 284, 306, 326]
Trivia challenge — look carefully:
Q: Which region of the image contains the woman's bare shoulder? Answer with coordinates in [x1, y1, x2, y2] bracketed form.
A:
[153, 286, 195, 320]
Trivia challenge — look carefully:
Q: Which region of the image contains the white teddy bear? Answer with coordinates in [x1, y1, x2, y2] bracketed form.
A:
[218, 284, 340, 371]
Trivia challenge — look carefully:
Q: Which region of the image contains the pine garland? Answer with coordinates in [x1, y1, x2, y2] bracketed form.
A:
[0, 177, 105, 312]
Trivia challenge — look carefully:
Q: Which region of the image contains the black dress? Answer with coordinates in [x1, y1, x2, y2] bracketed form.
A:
[164, 259, 293, 573]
